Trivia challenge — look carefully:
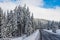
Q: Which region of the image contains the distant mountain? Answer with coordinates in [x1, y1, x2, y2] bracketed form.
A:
[34, 18, 49, 24]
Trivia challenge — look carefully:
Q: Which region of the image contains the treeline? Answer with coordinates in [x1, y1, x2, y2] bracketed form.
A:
[0, 5, 36, 38]
[35, 19, 60, 33]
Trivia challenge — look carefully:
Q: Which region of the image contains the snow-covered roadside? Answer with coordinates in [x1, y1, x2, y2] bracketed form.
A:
[43, 29, 60, 35]
[24, 29, 40, 40]
[11, 37, 23, 40]
[11, 35, 26, 40]
[11, 29, 40, 40]
[56, 29, 60, 35]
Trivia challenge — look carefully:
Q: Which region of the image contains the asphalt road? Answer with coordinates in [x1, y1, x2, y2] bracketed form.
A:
[39, 30, 60, 40]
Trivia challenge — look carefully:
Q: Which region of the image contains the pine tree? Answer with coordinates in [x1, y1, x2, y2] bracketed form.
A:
[47, 21, 50, 30]
[6, 10, 13, 37]
[31, 13, 35, 32]
[13, 6, 18, 37]
[58, 22, 60, 29]
[22, 4, 27, 34]
[51, 21, 56, 33]
[24, 7, 33, 36]
[0, 8, 3, 38]
[2, 12, 7, 38]
[14, 5, 24, 36]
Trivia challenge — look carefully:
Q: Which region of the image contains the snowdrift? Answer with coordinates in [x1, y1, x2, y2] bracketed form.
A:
[24, 29, 40, 40]
[11, 29, 40, 40]
[43, 29, 60, 35]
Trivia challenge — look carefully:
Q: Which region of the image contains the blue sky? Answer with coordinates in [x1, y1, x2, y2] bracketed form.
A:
[0, 0, 60, 8]
[43, 0, 60, 8]
[0, 0, 60, 21]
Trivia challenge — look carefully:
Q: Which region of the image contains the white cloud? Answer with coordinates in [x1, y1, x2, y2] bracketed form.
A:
[0, 0, 19, 11]
[20, 0, 43, 6]
[0, 2, 16, 11]
[28, 5, 60, 21]
[0, 0, 60, 21]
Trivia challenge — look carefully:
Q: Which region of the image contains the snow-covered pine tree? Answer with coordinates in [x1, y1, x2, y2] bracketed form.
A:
[1, 12, 8, 38]
[0, 8, 7, 38]
[12, 6, 18, 37]
[14, 5, 24, 36]
[22, 4, 27, 34]
[24, 7, 33, 36]
[58, 22, 60, 29]
[31, 13, 35, 32]
[38, 20, 41, 29]
[18, 5, 23, 36]
[6, 10, 13, 37]
[47, 21, 50, 30]
[33, 20, 37, 30]
[0, 8, 3, 38]
[51, 21, 56, 33]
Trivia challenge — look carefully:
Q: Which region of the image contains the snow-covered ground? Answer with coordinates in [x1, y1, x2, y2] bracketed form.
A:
[12, 37, 23, 40]
[24, 29, 40, 40]
[11, 29, 40, 40]
[43, 29, 60, 35]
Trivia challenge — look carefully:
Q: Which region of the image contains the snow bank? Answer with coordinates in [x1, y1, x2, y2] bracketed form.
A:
[11, 37, 23, 40]
[11, 30, 40, 40]
[24, 29, 40, 40]
[56, 29, 60, 35]
[43, 29, 60, 35]
[11, 35, 26, 40]
[43, 29, 52, 33]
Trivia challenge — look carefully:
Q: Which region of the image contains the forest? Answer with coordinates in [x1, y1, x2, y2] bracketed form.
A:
[0, 5, 60, 38]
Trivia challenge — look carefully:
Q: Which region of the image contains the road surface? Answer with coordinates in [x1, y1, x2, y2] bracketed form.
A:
[39, 29, 60, 40]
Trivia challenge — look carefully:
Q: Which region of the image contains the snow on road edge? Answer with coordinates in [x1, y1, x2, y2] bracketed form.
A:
[24, 29, 40, 40]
